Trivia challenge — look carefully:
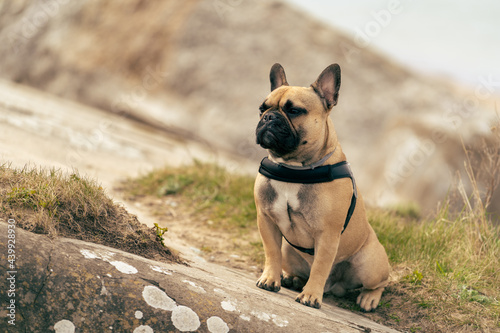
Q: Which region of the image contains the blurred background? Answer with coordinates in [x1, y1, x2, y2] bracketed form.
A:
[0, 0, 499, 216]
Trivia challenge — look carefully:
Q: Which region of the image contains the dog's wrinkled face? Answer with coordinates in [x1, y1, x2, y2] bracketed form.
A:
[256, 87, 325, 158]
[256, 63, 341, 161]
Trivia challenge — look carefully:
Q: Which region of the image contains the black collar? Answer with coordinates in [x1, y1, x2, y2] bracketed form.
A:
[258, 157, 358, 255]
[259, 157, 354, 184]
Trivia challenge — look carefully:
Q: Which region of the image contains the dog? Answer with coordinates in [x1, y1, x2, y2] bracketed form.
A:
[254, 63, 390, 311]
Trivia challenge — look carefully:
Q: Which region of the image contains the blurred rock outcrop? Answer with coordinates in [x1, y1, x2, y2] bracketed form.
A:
[0, 0, 498, 213]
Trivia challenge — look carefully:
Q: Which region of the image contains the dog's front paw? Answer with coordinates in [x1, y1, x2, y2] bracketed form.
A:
[256, 273, 281, 292]
[295, 290, 322, 309]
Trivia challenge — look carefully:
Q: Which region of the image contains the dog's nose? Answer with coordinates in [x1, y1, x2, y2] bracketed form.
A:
[263, 113, 275, 122]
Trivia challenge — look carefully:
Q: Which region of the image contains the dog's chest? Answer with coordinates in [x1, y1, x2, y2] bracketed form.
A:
[267, 180, 315, 238]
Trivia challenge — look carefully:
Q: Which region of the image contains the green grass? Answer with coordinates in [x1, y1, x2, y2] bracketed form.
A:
[0, 163, 179, 262]
[124, 161, 500, 332]
[125, 160, 257, 232]
[368, 207, 499, 331]
[371, 206, 499, 297]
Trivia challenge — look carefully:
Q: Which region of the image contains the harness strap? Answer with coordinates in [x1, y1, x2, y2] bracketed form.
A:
[259, 157, 358, 256]
[282, 234, 315, 256]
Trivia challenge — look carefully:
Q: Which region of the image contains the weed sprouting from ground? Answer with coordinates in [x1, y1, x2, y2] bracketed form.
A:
[153, 222, 169, 247]
[0, 164, 180, 263]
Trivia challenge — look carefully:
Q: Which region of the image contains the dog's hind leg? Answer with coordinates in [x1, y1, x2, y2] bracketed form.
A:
[326, 261, 361, 298]
[349, 228, 390, 311]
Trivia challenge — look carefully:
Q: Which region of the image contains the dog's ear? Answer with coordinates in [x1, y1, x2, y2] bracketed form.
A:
[311, 64, 341, 110]
[270, 63, 289, 91]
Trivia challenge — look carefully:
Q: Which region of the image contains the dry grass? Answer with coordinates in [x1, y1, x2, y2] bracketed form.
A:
[0, 164, 180, 263]
[337, 125, 500, 332]
[361, 205, 500, 332]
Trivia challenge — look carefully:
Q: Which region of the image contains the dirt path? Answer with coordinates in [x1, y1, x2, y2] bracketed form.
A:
[118, 193, 262, 273]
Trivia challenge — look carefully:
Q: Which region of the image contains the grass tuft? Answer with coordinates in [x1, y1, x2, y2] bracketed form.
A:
[0, 163, 180, 263]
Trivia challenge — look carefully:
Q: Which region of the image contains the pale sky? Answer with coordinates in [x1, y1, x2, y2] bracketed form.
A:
[285, 0, 500, 91]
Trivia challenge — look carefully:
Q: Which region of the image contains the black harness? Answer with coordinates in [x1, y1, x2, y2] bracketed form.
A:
[258, 157, 358, 256]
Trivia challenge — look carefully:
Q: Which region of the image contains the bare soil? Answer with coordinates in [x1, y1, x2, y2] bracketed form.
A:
[117, 193, 263, 274]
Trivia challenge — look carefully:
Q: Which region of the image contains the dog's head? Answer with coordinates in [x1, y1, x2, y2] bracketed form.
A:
[256, 63, 341, 161]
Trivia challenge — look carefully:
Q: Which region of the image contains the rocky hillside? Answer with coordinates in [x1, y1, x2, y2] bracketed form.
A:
[0, 0, 498, 213]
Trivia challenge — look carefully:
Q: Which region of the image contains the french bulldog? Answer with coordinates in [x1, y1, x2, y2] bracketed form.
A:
[254, 63, 390, 311]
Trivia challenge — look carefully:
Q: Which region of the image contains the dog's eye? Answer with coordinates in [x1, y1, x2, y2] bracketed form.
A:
[287, 108, 305, 116]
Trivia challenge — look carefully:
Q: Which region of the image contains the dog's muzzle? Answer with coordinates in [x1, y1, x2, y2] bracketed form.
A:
[256, 111, 299, 156]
